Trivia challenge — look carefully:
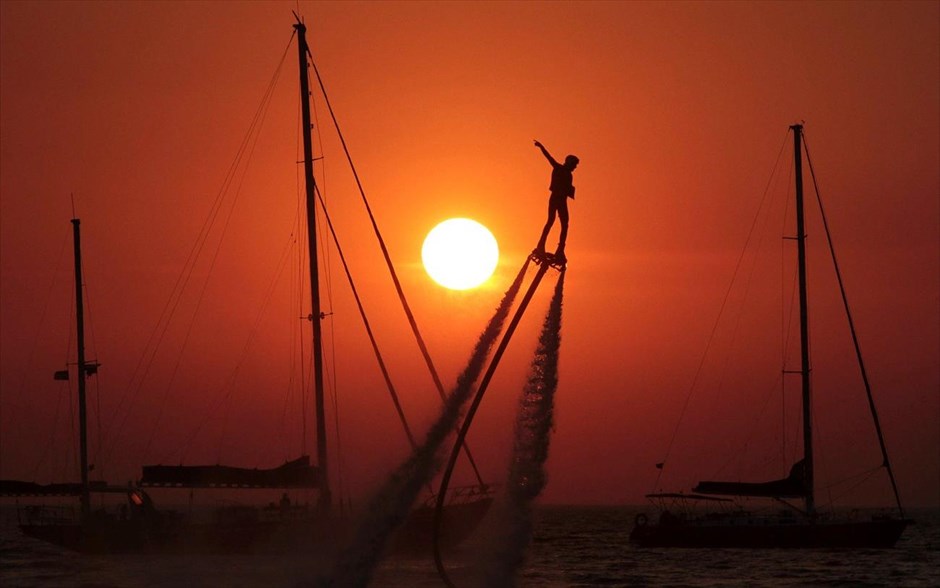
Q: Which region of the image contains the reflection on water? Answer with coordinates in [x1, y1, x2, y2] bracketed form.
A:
[2, 506, 938, 587]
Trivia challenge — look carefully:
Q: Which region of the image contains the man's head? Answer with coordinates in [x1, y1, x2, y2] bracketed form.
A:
[564, 154, 580, 170]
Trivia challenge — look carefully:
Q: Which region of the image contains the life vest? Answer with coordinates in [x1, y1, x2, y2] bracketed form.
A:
[549, 164, 574, 198]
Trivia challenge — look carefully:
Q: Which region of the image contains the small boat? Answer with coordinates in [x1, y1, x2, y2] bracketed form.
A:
[3, 16, 492, 555]
[630, 125, 912, 549]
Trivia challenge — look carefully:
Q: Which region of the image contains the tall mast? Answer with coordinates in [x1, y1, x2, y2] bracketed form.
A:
[295, 20, 330, 512]
[791, 124, 815, 515]
[71, 218, 91, 518]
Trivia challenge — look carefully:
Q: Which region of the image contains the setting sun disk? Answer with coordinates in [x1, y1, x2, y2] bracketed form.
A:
[422, 218, 499, 290]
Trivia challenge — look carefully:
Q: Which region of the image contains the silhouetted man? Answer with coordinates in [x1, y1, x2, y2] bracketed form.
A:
[533, 140, 579, 263]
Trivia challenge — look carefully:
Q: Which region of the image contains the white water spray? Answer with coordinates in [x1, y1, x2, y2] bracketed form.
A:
[473, 273, 564, 587]
[323, 265, 529, 587]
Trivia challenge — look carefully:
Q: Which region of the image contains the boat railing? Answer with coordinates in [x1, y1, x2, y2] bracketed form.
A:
[421, 483, 495, 508]
[645, 492, 736, 513]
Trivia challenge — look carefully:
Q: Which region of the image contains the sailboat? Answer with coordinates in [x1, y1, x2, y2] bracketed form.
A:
[630, 125, 912, 549]
[1, 218, 180, 553]
[3, 17, 492, 554]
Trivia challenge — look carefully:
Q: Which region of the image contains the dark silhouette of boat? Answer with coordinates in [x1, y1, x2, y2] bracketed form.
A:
[2, 16, 491, 555]
[630, 125, 911, 549]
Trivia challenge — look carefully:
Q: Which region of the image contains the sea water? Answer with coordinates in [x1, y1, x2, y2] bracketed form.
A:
[2, 505, 938, 587]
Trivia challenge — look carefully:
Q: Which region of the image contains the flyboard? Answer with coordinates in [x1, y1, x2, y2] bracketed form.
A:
[432, 247, 566, 587]
[530, 248, 567, 270]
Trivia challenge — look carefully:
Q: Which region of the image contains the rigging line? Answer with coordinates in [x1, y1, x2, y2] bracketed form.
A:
[715, 140, 792, 475]
[215, 229, 299, 464]
[801, 132, 906, 517]
[79, 271, 105, 480]
[312, 183, 417, 448]
[64, 279, 77, 481]
[780, 155, 796, 467]
[470, 271, 565, 588]
[107, 126, 251, 448]
[279, 250, 307, 461]
[311, 133, 333, 326]
[821, 464, 881, 490]
[310, 123, 344, 471]
[780, 153, 797, 369]
[306, 51, 433, 373]
[306, 53, 451, 413]
[310, 90, 349, 503]
[32, 383, 65, 480]
[294, 81, 308, 457]
[178, 53, 290, 447]
[306, 50, 487, 487]
[322, 323, 348, 501]
[72, 242, 105, 479]
[140, 38, 293, 463]
[26, 226, 71, 480]
[148, 64, 285, 463]
[739, 140, 791, 342]
[168, 227, 297, 465]
[309, 66, 340, 451]
[433, 259, 548, 588]
[711, 150, 786, 478]
[781, 254, 800, 465]
[309, 131, 346, 478]
[714, 372, 789, 479]
[93, 359, 103, 480]
[654, 129, 791, 489]
[66, 377, 76, 482]
[276, 251, 300, 456]
[102, 34, 297, 465]
[824, 466, 881, 506]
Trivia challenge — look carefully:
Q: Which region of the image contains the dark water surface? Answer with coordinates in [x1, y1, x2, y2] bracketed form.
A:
[2, 506, 937, 587]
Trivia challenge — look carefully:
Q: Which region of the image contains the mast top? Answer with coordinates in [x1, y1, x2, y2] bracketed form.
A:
[292, 12, 305, 33]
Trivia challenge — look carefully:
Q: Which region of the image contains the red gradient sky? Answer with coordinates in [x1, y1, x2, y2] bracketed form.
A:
[1, 1, 937, 507]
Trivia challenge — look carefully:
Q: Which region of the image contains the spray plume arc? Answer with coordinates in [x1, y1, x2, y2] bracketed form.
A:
[433, 253, 564, 587]
[325, 258, 531, 587]
[475, 272, 565, 587]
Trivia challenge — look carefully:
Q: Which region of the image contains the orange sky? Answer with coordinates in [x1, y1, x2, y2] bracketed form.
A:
[1, 1, 937, 507]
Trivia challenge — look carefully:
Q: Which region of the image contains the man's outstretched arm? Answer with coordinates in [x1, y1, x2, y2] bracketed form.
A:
[533, 140, 558, 166]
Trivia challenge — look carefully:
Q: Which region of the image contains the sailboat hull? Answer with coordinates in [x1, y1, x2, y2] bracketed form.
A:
[393, 496, 494, 554]
[20, 516, 180, 554]
[630, 515, 911, 548]
[19, 497, 493, 555]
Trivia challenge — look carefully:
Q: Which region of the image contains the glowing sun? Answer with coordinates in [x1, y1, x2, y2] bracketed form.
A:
[422, 218, 499, 290]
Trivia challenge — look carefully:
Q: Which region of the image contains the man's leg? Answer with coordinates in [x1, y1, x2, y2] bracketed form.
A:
[555, 201, 569, 258]
[536, 202, 557, 253]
